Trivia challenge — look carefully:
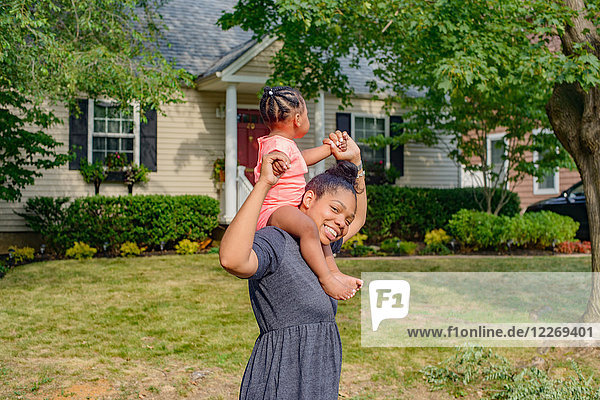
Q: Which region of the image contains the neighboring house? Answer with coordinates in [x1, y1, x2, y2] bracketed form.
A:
[0, 0, 574, 251]
[460, 127, 581, 209]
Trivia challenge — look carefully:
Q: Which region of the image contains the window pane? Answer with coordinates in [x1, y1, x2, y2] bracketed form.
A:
[376, 118, 385, 132]
[356, 117, 364, 130]
[94, 104, 106, 118]
[92, 151, 105, 163]
[107, 120, 120, 133]
[107, 138, 119, 151]
[365, 118, 374, 131]
[122, 120, 133, 134]
[94, 119, 105, 133]
[538, 174, 556, 189]
[122, 138, 134, 151]
[491, 139, 504, 164]
[108, 107, 119, 119]
[121, 106, 133, 119]
[92, 137, 106, 151]
[123, 151, 134, 163]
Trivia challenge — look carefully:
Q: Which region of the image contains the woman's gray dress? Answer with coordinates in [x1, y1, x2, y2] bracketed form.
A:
[239, 227, 344, 400]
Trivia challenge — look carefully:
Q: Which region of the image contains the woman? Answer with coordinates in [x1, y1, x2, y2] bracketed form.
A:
[219, 133, 366, 399]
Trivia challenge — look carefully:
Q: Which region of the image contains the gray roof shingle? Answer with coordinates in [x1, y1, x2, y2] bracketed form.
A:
[159, 0, 411, 96]
[158, 0, 253, 77]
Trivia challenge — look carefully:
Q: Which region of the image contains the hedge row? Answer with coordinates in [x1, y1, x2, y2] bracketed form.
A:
[18, 195, 220, 254]
[448, 209, 579, 250]
[363, 186, 520, 242]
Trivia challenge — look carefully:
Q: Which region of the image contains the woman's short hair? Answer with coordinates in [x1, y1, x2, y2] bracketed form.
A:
[305, 161, 361, 199]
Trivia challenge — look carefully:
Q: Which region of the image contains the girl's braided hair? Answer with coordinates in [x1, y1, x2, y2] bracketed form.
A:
[259, 86, 305, 126]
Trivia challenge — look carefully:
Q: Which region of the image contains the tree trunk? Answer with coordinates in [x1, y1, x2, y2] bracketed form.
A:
[128, 183, 133, 195]
[94, 179, 101, 195]
[546, 0, 600, 321]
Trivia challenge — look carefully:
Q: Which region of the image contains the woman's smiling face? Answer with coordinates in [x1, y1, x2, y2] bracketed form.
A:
[301, 188, 357, 245]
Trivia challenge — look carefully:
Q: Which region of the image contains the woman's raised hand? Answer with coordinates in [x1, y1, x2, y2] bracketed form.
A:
[259, 151, 291, 186]
[325, 130, 361, 165]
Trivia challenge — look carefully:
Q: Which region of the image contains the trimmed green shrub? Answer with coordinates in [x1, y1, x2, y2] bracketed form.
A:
[364, 186, 519, 242]
[65, 242, 97, 260]
[447, 209, 511, 250]
[8, 246, 35, 264]
[16, 197, 71, 254]
[509, 211, 579, 249]
[351, 245, 372, 257]
[341, 232, 368, 251]
[120, 241, 144, 257]
[380, 238, 418, 255]
[175, 239, 200, 255]
[448, 209, 578, 250]
[19, 195, 220, 255]
[380, 237, 401, 254]
[424, 229, 451, 246]
[397, 241, 418, 255]
[421, 243, 452, 255]
[0, 259, 8, 278]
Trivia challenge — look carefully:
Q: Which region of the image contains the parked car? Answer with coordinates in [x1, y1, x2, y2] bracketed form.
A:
[525, 181, 589, 241]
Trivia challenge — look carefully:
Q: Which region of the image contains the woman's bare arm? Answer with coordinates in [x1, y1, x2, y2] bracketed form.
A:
[219, 152, 291, 278]
[326, 131, 366, 241]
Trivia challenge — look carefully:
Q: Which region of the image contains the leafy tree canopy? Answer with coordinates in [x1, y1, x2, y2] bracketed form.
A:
[1, 0, 192, 202]
[220, 0, 598, 213]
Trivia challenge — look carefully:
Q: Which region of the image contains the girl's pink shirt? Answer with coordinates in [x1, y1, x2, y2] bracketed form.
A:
[254, 135, 308, 230]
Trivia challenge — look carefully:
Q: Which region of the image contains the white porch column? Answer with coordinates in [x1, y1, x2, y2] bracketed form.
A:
[224, 84, 238, 223]
[313, 90, 326, 175]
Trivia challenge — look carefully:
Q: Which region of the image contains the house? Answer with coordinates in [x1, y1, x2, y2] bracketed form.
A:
[0, 0, 579, 252]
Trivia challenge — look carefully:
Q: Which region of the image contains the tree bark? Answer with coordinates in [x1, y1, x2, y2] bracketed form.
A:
[546, 0, 600, 321]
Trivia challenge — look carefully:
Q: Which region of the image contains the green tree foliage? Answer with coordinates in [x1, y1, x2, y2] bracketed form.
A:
[222, 0, 600, 319]
[0, 0, 192, 202]
[219, 0, 582, 214]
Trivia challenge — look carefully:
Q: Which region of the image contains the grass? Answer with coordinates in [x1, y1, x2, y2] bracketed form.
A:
[0, 254, 595, 399]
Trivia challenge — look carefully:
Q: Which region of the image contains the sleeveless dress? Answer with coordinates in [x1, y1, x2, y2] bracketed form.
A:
[254, 135, 309, 230]
[240, 227, 344, 399]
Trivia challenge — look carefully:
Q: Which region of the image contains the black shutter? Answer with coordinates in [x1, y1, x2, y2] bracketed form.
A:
[390, 115, 404, 177]
[140, 109, 157, 172]
[335, 112, 351, 134]
[68, 99, 88, 170]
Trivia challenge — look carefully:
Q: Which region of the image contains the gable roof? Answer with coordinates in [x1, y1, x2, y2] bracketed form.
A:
[158, 0, 253, 77]
[158, 0, 415, 96]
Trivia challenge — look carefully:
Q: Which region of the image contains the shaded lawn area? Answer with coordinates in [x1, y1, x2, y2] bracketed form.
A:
[0, 254, 595, 399]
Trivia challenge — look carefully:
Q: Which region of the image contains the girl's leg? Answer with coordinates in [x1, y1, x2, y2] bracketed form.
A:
[322, 243, 363, 290]
[268, 206, 356, 300]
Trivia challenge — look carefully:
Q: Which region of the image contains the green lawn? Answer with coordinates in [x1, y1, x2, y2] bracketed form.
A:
[0, 254, 595, 399]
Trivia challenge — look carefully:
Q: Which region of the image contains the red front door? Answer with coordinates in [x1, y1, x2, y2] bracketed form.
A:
[237, 110, 269, 184]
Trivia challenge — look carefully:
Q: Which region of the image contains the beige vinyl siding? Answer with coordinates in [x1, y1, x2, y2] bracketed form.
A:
[399, 136, 460, 188]
[1, 88, 226, 233]
[236, 42, 281, 77]
[321, 94, 460, 188]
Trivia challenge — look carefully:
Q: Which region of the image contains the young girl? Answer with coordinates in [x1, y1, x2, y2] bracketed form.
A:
[254, 86, 362, 300]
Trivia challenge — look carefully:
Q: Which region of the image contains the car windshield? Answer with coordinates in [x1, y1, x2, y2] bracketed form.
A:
[569, 182, 584, 196]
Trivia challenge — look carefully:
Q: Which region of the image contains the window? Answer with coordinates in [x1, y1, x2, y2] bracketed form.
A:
[69, 99, 157, 171]
[88, 99, 140, 164]
[533, 149, 559, 195]
[352, 115, 388, 165]
[486, 133, 508, 184]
